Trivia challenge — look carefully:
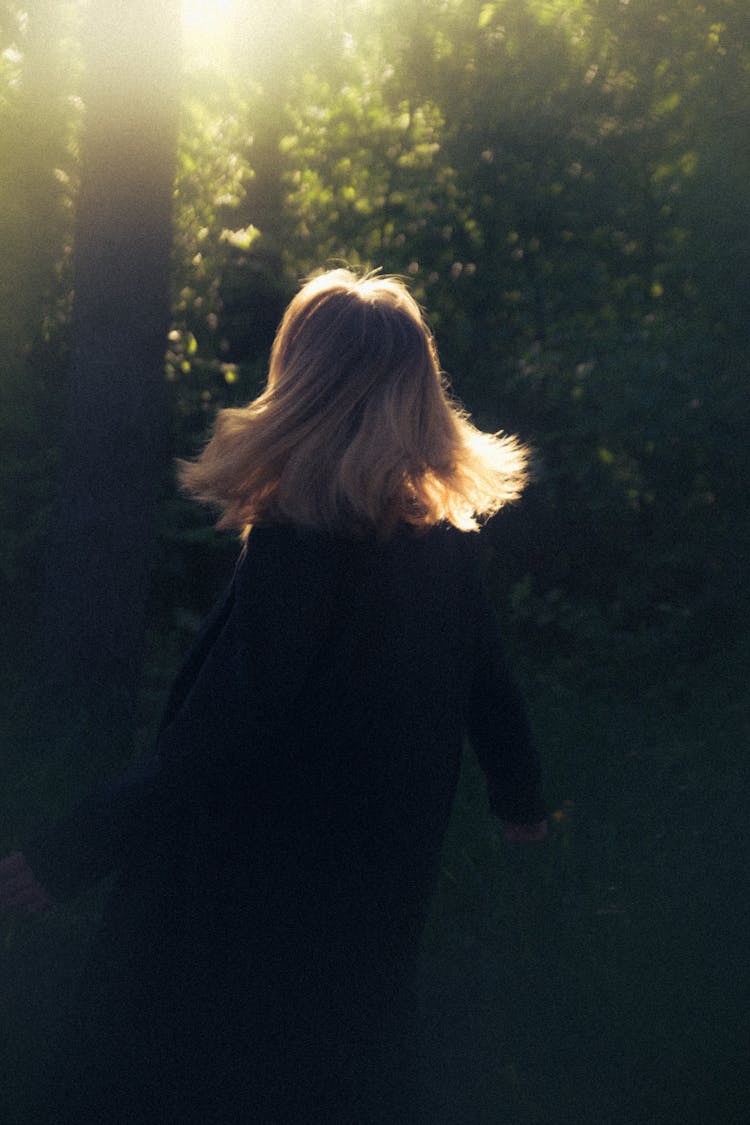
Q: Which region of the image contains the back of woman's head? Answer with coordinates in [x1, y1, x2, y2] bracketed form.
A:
[179, 268, 528, 537]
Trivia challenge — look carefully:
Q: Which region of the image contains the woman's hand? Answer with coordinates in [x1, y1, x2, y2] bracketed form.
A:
[0, 851, 55, 915]
[503, 819, 548, 843]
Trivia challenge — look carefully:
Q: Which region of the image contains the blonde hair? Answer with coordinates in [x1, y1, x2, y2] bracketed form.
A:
[178, 269, 528, 537]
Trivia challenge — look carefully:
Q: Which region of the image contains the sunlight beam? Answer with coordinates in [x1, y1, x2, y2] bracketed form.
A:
[182, 0, 234, 67]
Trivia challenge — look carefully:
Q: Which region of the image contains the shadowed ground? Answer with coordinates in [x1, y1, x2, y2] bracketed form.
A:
[2, 637, 748, 1124]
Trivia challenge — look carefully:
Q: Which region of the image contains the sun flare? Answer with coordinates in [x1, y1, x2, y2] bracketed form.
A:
[182, 0, 234, 66]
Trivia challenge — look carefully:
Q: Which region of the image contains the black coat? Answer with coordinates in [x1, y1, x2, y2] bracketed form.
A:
[26, 523, 544, 1124]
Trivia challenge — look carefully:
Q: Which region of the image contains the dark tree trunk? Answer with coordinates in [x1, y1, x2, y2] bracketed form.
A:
[35, 0, 180, 751]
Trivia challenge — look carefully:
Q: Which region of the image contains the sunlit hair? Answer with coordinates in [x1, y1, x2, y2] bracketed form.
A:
[178, 268, 528, 537]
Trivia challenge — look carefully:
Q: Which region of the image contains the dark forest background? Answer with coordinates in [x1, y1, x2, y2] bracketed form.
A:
[1, 1, 748, 1122]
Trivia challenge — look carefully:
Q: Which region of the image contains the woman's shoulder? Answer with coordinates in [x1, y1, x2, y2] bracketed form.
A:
[248, 519, 480, 553]
[236, 520, 483, 586]
[395, 521, 482, 567]
[234, 523, 336, 594]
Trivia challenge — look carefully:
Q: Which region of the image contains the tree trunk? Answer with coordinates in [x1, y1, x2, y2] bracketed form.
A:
[35, 0, 180, 751]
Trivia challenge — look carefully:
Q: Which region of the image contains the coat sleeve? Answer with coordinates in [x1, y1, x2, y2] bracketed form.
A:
[21, 749, 179, 901]
[21, 528, 342, 902]
[466, 576, 546, 825]
[21, 577, 241, 902]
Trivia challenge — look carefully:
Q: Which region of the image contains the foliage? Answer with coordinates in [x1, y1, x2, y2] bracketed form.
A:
[1, 0, 748, 642]
[1, 7, 748, 1119]
[0, 1, 79, 613]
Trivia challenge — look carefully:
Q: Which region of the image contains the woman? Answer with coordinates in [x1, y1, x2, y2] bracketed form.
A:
[1, 269, 546, 1123]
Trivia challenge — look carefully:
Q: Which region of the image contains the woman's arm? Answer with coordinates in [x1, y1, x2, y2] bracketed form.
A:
[0, 851, 56, 915]
[18, 749, 174, 902]
[502, 819, 548, 842]
[467, 581, 547, 832]
[14, 574, 243, 903]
